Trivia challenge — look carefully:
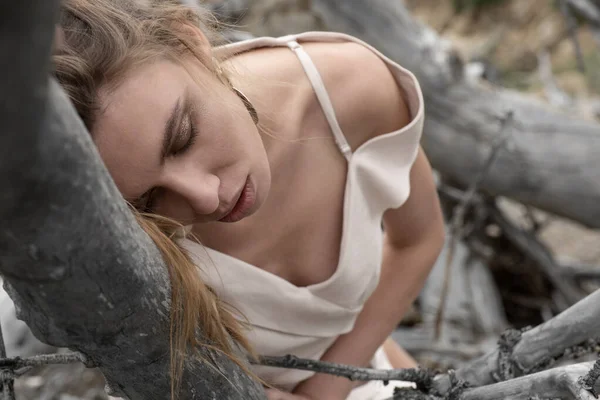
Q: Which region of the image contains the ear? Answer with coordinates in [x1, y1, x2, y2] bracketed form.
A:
[178, 23, 211, 57]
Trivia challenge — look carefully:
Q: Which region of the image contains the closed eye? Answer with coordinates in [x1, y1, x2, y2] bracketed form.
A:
[171, 111, 198, 156]
[161, 88, 198, 163]
[136, 94, 198, 213]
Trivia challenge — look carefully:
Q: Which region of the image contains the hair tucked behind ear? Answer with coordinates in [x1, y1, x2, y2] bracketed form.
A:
[52, 0, 260, 397]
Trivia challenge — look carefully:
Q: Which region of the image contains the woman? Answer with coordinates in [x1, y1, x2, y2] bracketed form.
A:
[54, 0, 445, 399]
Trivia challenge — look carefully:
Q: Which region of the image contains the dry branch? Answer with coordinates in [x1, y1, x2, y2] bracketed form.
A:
[459, 361, 600, 400]
[257, 352, 600, 400]
[259, 355, 433, 388]
[431, 288, 600, 392]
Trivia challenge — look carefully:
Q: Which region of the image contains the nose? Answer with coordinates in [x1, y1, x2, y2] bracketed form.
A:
[164, 171, 220, 217]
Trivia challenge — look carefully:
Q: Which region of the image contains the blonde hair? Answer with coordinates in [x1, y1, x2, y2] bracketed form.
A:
[52, 0, 259, 396]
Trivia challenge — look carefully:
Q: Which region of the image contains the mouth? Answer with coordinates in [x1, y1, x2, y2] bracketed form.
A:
[218, 176, 256, 223]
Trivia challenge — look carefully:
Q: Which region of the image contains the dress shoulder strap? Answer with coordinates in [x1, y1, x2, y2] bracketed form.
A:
[285, 40, 352, 161]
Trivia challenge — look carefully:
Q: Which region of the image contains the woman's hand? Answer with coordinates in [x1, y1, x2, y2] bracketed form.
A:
[265, 388, 312, 400]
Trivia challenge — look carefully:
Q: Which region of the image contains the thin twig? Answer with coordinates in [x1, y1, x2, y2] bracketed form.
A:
[0, 316, 15, 400]
[257, 355, 435, 390]
[433, 111, 514, 341]
[0, 352, 88, 369]
[0, 351, 88, 400]
[561, 0, 586, 73]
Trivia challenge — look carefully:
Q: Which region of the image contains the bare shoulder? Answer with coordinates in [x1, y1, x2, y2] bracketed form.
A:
[301, 40, 412, 150]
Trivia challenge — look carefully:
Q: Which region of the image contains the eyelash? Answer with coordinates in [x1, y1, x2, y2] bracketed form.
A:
[140, 118, 198, 212]
[172, 116, 198, 156]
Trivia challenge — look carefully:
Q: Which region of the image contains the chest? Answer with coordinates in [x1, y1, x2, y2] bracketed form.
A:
[195, 135, 350, 287]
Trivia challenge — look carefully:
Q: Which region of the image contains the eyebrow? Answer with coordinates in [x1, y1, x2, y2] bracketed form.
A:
[161, 95, 184, 165]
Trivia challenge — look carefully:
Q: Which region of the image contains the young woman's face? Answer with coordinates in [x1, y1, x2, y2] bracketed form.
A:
[92, 58, 271, 224]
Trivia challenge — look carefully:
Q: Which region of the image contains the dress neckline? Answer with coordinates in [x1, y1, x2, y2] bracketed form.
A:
[199, 32, 424, 290]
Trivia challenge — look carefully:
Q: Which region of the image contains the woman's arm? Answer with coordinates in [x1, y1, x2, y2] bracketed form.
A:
[293, 149, 445, 400]
[265, 389, 311, 400]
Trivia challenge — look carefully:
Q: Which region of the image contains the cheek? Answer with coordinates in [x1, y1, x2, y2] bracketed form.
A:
[199, 109, 255, 159]
[189, 85, 263, 167]
[154, 191, 195, 224]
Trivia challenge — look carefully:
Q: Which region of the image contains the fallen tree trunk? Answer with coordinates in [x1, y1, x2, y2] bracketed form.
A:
[311, 0, 600, 229]
[0, 1, 264, 399]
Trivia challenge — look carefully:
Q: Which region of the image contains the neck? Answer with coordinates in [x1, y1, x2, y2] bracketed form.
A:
[228, 82, 291, 168]
[225, 54, 314, 169]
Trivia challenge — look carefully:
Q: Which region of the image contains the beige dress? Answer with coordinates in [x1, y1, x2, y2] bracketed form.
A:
[182, 31, 424, 399]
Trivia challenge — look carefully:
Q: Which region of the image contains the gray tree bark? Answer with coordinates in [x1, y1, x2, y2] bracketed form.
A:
[439, 287, 600, 391]
[459, 361, 600, 400]
[312, 0, 600, 229]
[0, 1, 265, 399]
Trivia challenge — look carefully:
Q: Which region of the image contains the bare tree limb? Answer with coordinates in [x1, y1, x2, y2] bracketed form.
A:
[432, 288, 600, 392]
[258, 355, 433, 389]
[0, 353, 87, 370]
[459, 361, 600, 400]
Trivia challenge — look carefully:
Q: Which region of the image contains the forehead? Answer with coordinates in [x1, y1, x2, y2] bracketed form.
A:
[92, 60, 188, 198]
